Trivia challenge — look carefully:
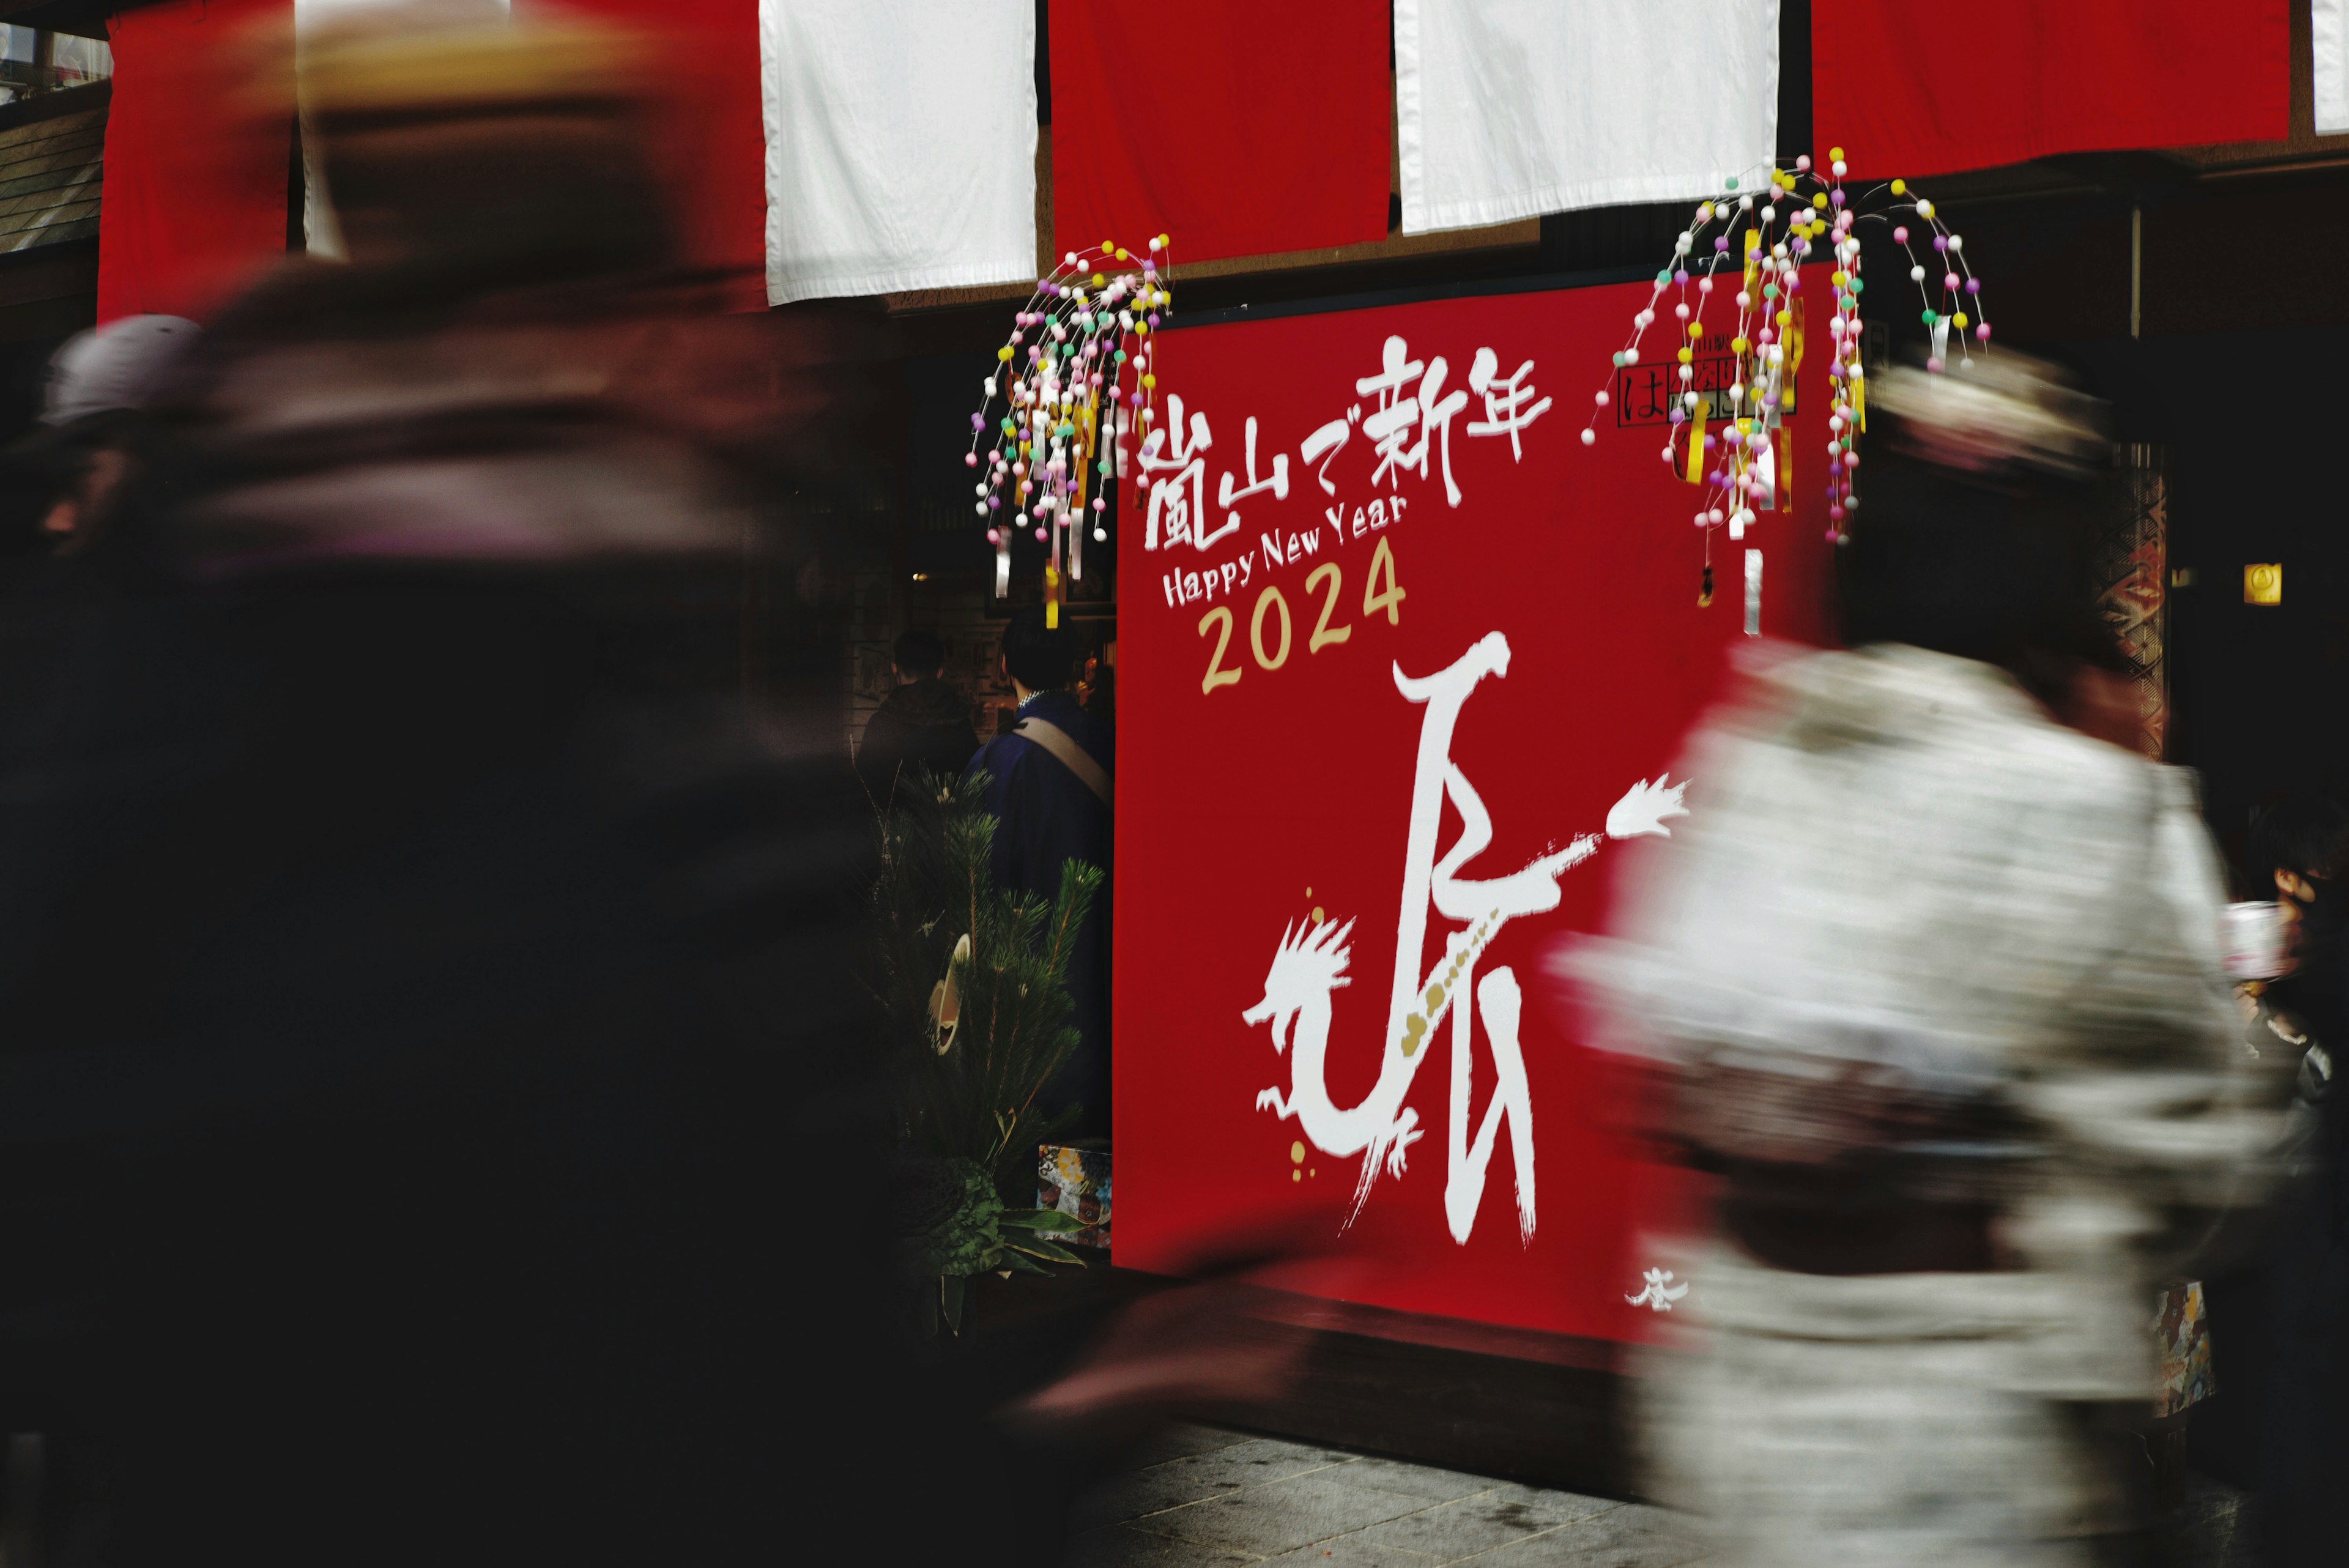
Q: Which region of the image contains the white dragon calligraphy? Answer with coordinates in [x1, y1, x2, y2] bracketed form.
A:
[1242, 632, 1687, 1244]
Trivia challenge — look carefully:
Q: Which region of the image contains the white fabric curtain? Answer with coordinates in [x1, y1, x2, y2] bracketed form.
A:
[760, 0, 1037, 305]
[1395, 0, 1779, 236]
[2318, 0, 2349, 135]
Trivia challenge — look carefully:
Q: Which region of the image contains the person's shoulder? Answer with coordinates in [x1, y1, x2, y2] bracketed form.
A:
[966, 729, 1034, 775]
[1026, 691, 1108, 748]
[887, 678, 973, 730]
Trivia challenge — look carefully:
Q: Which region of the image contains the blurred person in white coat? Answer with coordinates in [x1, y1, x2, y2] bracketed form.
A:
[1583, 354, 2278, 1568]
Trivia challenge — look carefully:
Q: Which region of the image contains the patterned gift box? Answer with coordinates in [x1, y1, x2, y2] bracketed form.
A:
[1037, 1144, 1110, 1250]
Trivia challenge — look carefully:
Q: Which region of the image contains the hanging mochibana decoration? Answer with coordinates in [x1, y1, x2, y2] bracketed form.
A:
[966, 236, 1175, 626]
[1578, 148, 1990, 620]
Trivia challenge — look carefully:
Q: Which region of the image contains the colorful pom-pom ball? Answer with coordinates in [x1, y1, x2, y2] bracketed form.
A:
[1893, 226, 1909, 243]
[1794, 154, 1812, 171]
[965, 451, 980, 466]
[1594, 389, 1611, 406]
[1579, 428, 1596, 446]
[1976, 323, 1992, 341]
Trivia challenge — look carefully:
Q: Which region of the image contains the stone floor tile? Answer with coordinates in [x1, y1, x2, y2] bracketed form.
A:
[1450, 1503, 1704, 1568]
[1074, 1436, 1361, 1529]
[1256, 1534, 1446, 1567]
[1135, 1473, 1430, 1558]
[1319, 1456, 1496, 1504]
[1351, 1493, 1618, 1562]
[1478, 1482, 1628, 1518]
[1125, 1421, 1260, 1469]
[1061, 1525, 1257, 1568]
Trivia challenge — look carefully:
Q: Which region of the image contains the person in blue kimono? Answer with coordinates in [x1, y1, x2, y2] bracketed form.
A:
[965, 607, 1113, 1137]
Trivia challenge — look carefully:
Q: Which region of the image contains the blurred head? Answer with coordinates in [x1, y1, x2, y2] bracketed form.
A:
[299, 2, 666, 294]
[1000, 608, 1072, 694]
[891, 628, 946, 682]
[5, 314, 201, 550]
[1838, 351, 2116, 707]
[2247, 795, 2348, 905]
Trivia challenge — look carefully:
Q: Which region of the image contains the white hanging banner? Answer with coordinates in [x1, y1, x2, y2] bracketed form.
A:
[2319, 0, 2349, 135]
[759, 0, 1037, 305]
[1395, 0, 1780, 236]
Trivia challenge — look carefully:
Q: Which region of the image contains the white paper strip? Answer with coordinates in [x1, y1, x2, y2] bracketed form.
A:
[1395, 0, 1780, 236]
[1744, 548, 1762, 637]
[760, 0, 1037, 305]
[2320, 0, 2349, 135]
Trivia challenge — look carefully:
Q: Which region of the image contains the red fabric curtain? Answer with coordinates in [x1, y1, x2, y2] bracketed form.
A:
[97, 0, 292, 324]
[1814, 0, 2290, 179]
[524, 0, 766, 310]
[1048, 0, 1390, 266]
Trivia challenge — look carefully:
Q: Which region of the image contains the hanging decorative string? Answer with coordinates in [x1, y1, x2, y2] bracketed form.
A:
[965, 236, 1175, 626]
[1577, 149, 1989, 608]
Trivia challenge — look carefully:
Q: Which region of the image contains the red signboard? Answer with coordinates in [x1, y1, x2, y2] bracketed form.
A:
[1113, 277, 1836, 1343]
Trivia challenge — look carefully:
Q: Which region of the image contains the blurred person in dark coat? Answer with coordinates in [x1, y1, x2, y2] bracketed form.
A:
[2188, 796, 2349, 1565]
[856, 626, 980, 802]
[964, 607, 1113, 1137]
[0, 9, 989, 1565]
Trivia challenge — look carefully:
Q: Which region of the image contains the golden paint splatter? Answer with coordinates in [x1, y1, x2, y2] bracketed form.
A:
[1290, 1141, 1305, 1164]
[1291, 1169, 1302, 1182]
[1308, 1168, 1316, 1178]
[1311, 906, 1325, 924]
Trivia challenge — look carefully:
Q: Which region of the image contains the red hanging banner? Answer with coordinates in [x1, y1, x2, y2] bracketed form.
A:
[524, 0, 766, 308]
[1049, 0, 1391, 266]
[1814, 0, 2290, 179]
[1112, 279, 1834, 1342]
[98, 0, 292, 324]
